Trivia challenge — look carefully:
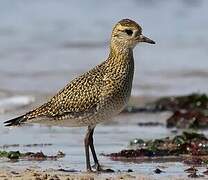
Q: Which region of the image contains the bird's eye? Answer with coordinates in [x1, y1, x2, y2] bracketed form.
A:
[125, 29, 133, 36]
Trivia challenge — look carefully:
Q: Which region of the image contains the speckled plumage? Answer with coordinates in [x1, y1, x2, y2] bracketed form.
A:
[4, 19, 155, 172]
[19, 46, 134, 127]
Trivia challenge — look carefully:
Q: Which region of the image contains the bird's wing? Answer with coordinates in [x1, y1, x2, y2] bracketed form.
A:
[27, 62, 106, 120]
[4, 62, 106, 126]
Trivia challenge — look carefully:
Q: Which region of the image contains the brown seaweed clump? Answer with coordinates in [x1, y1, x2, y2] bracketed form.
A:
[147, 93, 208, 129]
[167, 110, 208, 129]
[103, 131, 208, 165]
[148, 93, 208, 111]
[124, 93, 208, 129]
[0, 150, 65, 161]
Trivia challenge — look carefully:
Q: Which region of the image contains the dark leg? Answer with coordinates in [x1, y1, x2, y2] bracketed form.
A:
[85, 126, 113, 172]
[84, 126, 93, 172]
[88, 127, 101, 171]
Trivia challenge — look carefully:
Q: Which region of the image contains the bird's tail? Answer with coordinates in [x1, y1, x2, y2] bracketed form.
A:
[4, 115, 27, 126]
[4, 103, 49, 126]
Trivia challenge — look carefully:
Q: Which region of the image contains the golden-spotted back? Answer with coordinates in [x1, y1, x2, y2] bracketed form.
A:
[4, 19, 155, 127]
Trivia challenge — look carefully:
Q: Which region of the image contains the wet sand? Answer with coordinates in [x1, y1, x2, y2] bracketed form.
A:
[0, 168, 204, 180]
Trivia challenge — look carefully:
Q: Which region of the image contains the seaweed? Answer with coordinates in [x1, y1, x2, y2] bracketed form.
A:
[154, 168, 164, 174]
[123, 93, 208, 129]
[0, 143, 52, 149]
[167, 110, 208, 129]
[188, 172, 204, 178]
[0, 151, 21, 160]
[137, 122, 163, 126]
[147, 93, 208, 112]
[7, 151, 21, 159]
[103, 131, 208, 165]
[0, 150, 65, 161]
[184, 166, 198, 173]
[143, 93, 208, 129]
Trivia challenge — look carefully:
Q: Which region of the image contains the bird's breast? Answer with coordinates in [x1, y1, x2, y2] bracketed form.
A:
[99, 57, 135, 118]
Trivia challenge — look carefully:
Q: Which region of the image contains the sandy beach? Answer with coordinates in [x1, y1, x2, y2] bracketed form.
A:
[0, 168, 203, 180]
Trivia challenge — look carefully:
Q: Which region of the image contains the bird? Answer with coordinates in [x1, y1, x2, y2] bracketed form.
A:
[4, 19, 155, 172]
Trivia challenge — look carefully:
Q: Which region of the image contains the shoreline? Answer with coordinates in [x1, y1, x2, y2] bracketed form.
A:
[0, 168, 198, 180]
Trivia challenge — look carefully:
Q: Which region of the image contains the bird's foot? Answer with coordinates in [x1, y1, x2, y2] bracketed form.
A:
[86, 168, 94, 173]
[92, 163, 114, 173]
[92, 163, 102, 171]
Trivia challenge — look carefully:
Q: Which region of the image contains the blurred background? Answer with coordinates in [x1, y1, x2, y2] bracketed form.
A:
[0, 0, 208, 173]
[0, 0, 207, 97]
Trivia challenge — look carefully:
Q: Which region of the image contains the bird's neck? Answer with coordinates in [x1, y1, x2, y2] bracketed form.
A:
[104, 43, 134, 83]
[108, 43, 134, 65]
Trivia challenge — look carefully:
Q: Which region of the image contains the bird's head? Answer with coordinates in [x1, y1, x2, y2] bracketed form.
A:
[111, 19, 155, 50]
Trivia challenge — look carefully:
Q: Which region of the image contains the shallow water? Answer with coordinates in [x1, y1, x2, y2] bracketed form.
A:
[0, 112, 190, 174]
[0, 0, 208, 178]
[1, 108, 208, 178]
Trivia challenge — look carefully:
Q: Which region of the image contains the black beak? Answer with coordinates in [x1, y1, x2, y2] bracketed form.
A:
[140, 35, 155, 44]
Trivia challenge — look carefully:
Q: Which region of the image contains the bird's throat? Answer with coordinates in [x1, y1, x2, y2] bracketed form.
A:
[108, 44, 134, 67]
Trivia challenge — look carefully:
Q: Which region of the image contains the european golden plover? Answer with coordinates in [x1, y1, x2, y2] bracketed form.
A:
[4, 19, 155, 172]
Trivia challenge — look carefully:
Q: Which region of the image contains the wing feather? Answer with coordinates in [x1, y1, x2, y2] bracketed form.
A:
[44, 62, 105, 118]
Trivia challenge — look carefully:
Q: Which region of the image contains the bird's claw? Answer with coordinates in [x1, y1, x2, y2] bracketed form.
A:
[92, 163, 114, 173]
